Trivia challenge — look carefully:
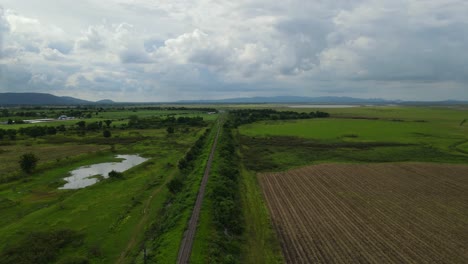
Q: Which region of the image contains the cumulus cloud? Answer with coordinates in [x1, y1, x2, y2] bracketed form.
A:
[0, 0, 467, 101]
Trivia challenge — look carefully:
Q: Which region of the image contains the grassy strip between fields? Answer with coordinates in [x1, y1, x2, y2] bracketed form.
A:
[239, 167, 284, 264]
[191, 124, 283, 263]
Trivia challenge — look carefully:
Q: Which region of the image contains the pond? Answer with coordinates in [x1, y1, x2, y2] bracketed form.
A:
[59, 154, 148, 190]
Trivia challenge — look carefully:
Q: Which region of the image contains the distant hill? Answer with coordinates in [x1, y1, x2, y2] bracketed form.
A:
[178, 96, 395, 104]
[96, 99, 115, 104]
[0, 93, 112, 106]
[178, 96, 468, 105]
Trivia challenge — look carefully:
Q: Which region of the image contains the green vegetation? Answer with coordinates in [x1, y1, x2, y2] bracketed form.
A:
[1, 104, 467, 264]
[0, 229, 84, 264]
[238, 107, 468, 170]
[229, 108, 329, 127]
[108, 170, 123, 179]
[19, 153, 39, 174]
[191, 127, 243, 263]
[192, 117, 284, 264]
[238, 168, 283, 264]
[139, 126, 217, 263]
[0, 106, 219, 263]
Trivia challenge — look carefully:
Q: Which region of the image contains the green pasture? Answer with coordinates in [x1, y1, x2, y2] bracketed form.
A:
[238, 106, 468, 171]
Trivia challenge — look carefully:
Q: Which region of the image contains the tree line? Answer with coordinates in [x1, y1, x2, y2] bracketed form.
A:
[226, 109, 330, 128]
[166, 128, 211, 194]
[127, 115, 206, 129]
[206, 127, 243, 262]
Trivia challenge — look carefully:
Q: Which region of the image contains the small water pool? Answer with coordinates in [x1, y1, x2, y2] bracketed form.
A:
[59, 154, 148, 190]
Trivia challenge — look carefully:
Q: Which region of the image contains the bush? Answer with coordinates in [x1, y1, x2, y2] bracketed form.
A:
[103, 130, 111, 138]
[108, 170, 123, 179]
[167, 177, 183, 194]
[0, 229, 83, 264]
[19, 153, 39, 174]
[57, 256, 89, 264]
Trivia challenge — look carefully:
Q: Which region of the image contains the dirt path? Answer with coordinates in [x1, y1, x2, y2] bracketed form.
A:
[177, 124, 221, 264]
[116, 171, 176, 264]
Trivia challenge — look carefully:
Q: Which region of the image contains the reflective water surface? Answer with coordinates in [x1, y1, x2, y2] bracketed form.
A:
[59, 155, 148, 189]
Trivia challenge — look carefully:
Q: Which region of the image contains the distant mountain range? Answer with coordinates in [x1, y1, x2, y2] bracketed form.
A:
[0, 93, 467, 105]
[179, 96, 392, 104]
[178, 96, 468, 105]
[0, 93, 114, 106]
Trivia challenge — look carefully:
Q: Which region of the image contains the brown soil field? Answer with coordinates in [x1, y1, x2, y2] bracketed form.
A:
[259, 163, 468, 264]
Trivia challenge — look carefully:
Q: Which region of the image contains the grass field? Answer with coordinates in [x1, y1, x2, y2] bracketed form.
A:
[238, 107, 468, 171]
[0, 107, 218, 263]
[0, 127, 205, 263]
[259, 163, 468, 263]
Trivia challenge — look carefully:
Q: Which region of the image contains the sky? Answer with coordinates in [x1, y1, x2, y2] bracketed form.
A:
[0, 0, 467, 102]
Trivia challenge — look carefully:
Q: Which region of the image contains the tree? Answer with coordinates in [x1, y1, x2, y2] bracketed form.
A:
[166, 126, 174, 134]
[103, 130, 111, 138]
[128, 115, 139, 127]
[19, 153, 39, 174]
[6, 129, 16, 140]
[167, 177, 183, 194]
[104, 120, 112, 128]
[76, 121, 86, 129]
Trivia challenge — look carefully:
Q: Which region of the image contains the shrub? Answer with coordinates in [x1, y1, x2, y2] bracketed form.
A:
[108, 170, 123, 179]
[167, 177, 183, 194]
[103, 130, 111, 138]
[0, 229, 83, 264]
[19, 153, 39, 174]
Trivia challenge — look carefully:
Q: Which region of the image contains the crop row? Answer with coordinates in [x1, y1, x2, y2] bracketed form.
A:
[260, 163, 468, 263]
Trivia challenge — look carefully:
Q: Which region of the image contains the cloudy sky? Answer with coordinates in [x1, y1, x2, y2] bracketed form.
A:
[0, 0, 467, 102]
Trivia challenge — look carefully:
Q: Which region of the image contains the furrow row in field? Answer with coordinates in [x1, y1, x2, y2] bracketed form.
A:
[260, 163, 468, 264]
[293, 169, 417, 263]
[317, 164, 466, 262]
[260, 175, 312, 263]
[285, 170, 381, 263]
[274, 172, 354, 263]
[332, 164, 467, 253]
[315, 166, 446, 263]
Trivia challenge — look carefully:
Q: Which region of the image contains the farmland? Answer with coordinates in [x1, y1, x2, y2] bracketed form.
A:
[236, 106, 468, 264]
[1, 104, 467, 264]
[259, 163, 468, 263]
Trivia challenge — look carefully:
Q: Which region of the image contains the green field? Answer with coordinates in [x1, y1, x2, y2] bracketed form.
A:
[1, 105, 467, 264]
[238, 107, 468, 171]
[0, 107, 219, 263]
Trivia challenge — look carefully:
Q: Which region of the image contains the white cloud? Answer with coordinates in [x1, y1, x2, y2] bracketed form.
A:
[0, 0, 467, 101]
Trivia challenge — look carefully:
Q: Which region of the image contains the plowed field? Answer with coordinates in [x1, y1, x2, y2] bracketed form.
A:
[259, 163, 468, 263]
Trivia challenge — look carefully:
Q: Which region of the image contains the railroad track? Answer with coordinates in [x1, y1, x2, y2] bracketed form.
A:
[177, 122, 221, 263]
